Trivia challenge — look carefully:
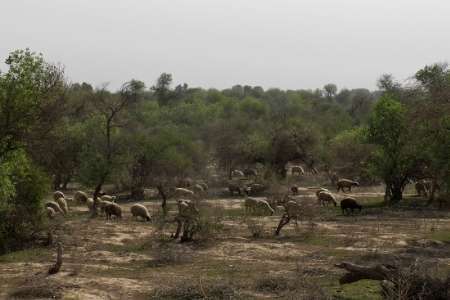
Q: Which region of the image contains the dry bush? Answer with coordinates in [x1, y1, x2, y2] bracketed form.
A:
[148, 239, 193, 267]
[382, 260, 450, 300]
[8, 277, 78, 299]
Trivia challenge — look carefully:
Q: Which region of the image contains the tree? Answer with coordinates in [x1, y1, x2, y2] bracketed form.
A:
[0, 49, 64, 252]
[78, 80, 144, 216]
[324, 83, 337, 99]
[366, 96, 417, 203]
[152, 73, 173, 106]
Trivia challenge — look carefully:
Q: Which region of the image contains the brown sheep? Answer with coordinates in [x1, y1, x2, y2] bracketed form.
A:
[340, 197, 362, 215]
[104, 202, 122, 220]
[228, 182, 242, 196]
[337, 179, 359, 192]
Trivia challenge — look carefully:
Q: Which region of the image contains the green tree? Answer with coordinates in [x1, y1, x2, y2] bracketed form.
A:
[366, 96, 417, 203]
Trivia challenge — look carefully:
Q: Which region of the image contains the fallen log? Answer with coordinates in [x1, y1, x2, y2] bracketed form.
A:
[335, 261, 397, 284]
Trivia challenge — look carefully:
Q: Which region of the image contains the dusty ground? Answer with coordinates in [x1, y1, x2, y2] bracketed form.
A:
[1, 187, 450, 299]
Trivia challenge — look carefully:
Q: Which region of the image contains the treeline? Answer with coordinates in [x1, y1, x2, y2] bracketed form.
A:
[0, 49, 449, 252]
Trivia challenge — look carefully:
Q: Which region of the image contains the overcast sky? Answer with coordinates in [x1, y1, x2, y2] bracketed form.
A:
[1, 0, 449, 91]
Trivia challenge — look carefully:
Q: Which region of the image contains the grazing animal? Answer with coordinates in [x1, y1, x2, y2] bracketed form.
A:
[192, 184, 205, 196]
[228, 183, 242, 196]
[245, 183, 266, 196]
[46, 207, 56, 219]
[104, 202, 122, 220]
[291, 165, 305, 176]
[130, 204, 151, 221]
[232, 170, 245, 177]
[99, 200, 114, 215]
[315, 188, 330, 198]
[53, 191, 65, 201]
[74, 191, 89, 203]
[317, 191, 337, 206]
[86, 198, 95, 211]
[337, 179, 359, 192]
[244, 197, 274, 216]
[100, 195, 116, 202]
[55, 197, 68, 215]
[415, 181, 428, 196]
[291, 186, 299, 195]
[196, 181, 208, 191]
[340, 198, 362, 215]
[45, 201, 64, 215]
[243, 168, 258, 177]
[173, 188, 195, 199]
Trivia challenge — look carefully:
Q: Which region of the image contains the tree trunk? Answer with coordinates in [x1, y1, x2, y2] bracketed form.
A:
[275, 214, 291, 236]
[390, 182, 403, 203]
[53, 174, 61, 191]
[48, 242, 63, 275]
[62, 174, 72, 190]
[92, 181, 105, 217]
[157, 185, 167, 215]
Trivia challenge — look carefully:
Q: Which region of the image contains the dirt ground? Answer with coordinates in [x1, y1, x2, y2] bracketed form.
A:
[1, 187, 450, 299]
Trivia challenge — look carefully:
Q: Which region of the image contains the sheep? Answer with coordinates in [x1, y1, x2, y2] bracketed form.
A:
[74, 191, 88, 203]
[104, 202, 122, 220]
[53, 191, 65, 201]
[173, 188, 195, 199]
[228, 182, 242, 196]
[244, 197, 274, 216]
[178, 177, 193, 188]
[100, 195, 116, 202]
[317, 191, 337, 206]
[46, 207, 56, 219]
[177, 199, 199, 219]
[291, 186, 299, 195]
[196, 181, 208, 192]
[415, 181, 428, 196]
[291, 165, 305, 176]
[86, 198, 94, 211]
[337, 179, 360, 192]
[232, 170, 245, 177]
[340, 197, 362, 215]
[192, 184, 205, 196]
[244, 183, 266, 196]
[243, 168, 258, 177]
[55, 197, 68, 215]
[315, 188, 330, 198]
[99, 200, 114, 215]
[130, 204, 151, 221]
[45, 201, 64, 215]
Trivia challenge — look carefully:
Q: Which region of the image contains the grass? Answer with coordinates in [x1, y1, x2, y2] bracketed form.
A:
[0, 247, 50, 263]
[427, 230, 450, 242]
[330, 279, 382, 300]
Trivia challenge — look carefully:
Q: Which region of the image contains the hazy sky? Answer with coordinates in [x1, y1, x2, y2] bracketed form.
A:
[1, 0, 449, 91]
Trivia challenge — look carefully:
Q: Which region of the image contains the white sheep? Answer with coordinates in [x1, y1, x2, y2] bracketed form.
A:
[46, 207, 56, 219]
[173, 188, 195, 200]
[232, 170, 245, 177]
[104, 202, 122, 220]
[55, 197, 68, 215]
[45, 201, 64, 215]
[291, 165, 305, 176]
[53, 191, 65, 201]
[244, 197, 274, 216]
[100, 195, 116, 202]
[130, 204, 151, 221]
[86, 198, 94, 211]
[74, 191, 88, 203]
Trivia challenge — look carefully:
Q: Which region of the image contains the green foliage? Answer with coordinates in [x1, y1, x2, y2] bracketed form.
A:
[0, 151, 49, 253]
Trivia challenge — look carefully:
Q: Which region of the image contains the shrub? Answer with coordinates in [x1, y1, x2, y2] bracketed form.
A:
[0, 151, 49, 253]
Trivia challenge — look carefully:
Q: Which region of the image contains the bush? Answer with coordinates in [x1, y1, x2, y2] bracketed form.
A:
[0, 152, 49, 254]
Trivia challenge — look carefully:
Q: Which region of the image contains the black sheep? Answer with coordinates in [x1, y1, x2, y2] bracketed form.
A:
[340, 197, 362, 215]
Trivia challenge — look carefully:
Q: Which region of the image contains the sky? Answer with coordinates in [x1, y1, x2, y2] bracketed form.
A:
[1, 0, 449, 91]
